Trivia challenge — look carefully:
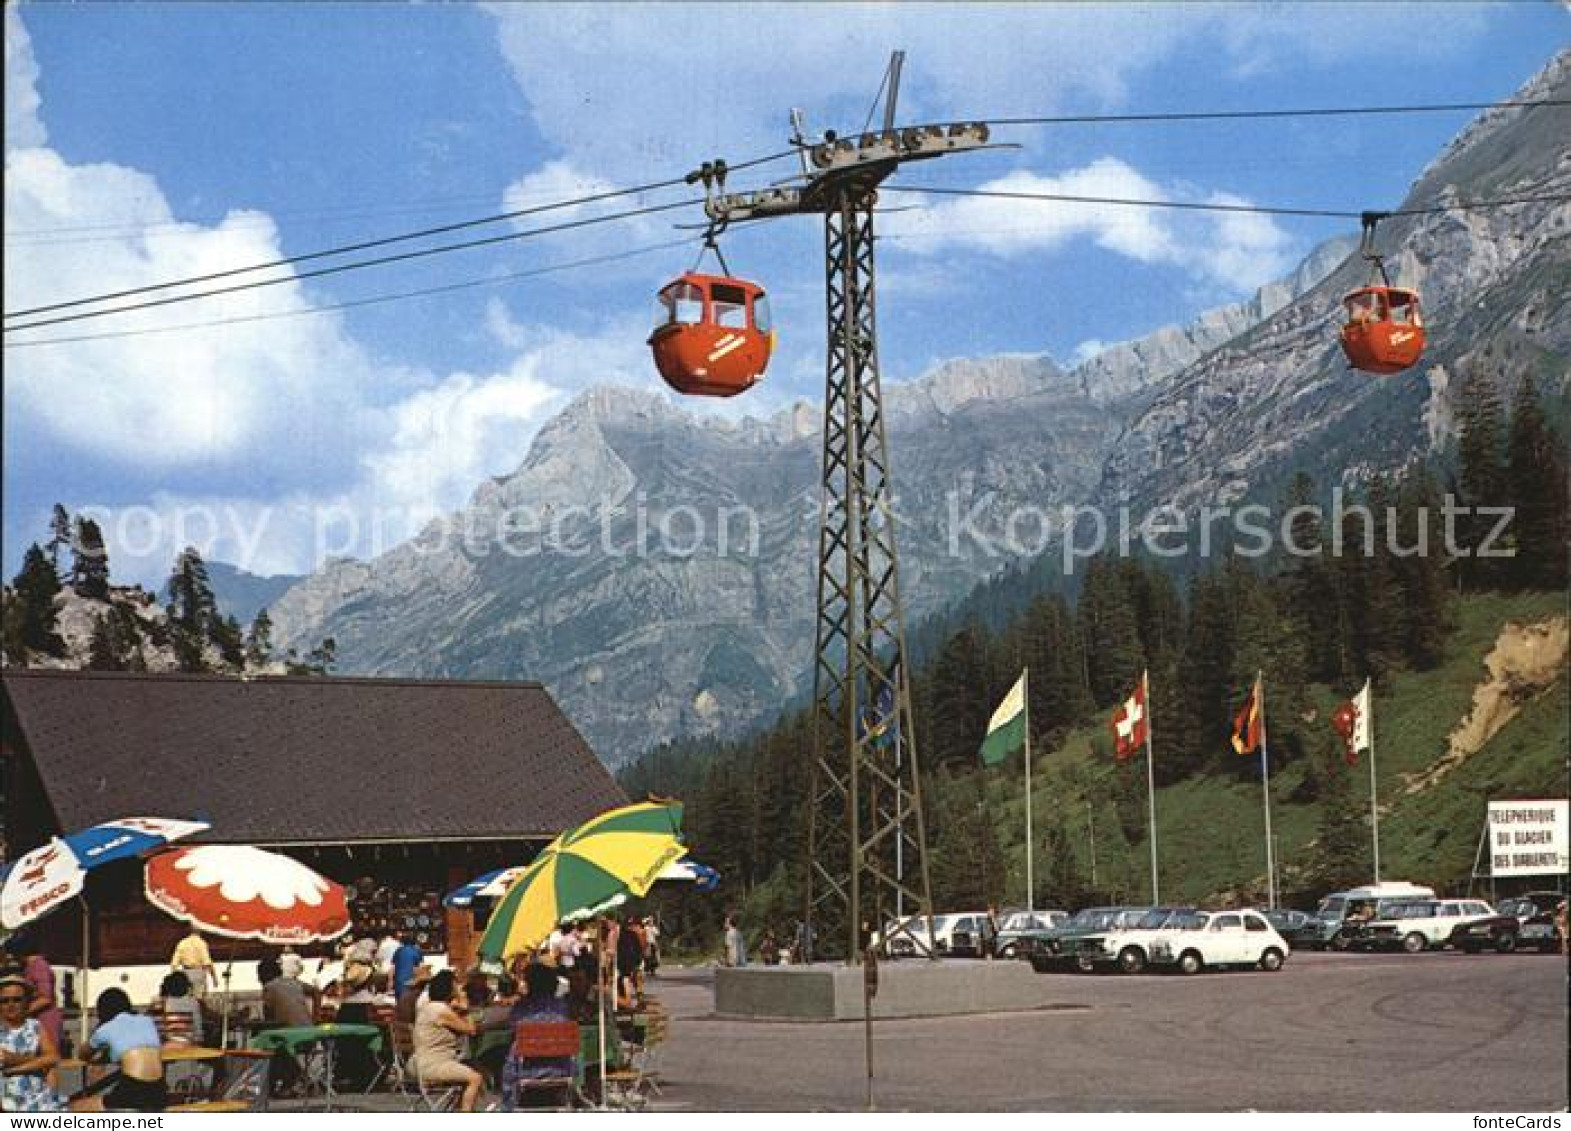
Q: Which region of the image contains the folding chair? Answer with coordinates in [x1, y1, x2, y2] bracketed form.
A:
[510, 1020, 580, 1111]
[389, 1020, 461, 1112]
[606, 1006, 668, 1103]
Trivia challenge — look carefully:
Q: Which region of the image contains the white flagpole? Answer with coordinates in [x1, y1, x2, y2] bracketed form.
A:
[1366, 679, 1381, 885]
[1142, 669, 1159, 904]
[1023, 668, 1034, 915]
[1258, 673, 1277, 910]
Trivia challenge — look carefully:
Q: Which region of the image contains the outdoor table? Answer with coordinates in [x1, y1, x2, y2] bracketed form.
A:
[249, 1023, 383, 1110]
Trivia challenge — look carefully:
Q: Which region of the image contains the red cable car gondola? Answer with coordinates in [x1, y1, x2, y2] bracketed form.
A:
[649, 224, 774, 397]
[649, 271, 774, 397]
[1339, 212, 1425, 376]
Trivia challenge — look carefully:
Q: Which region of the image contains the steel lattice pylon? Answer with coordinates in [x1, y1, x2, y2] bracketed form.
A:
[701, 94, 991, 962]
[801, 181, 934, 961]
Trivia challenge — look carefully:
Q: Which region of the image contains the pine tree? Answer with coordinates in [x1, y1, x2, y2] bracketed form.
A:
[1506, 375, 1570, 590]
[928, 625, 995, 770]
[212, 615, 246, 670]
[1455, 366, 1508, 588]
[71, 517, 111, 600]
[1078, 555, 1143, 707]
[86, 607, 143, 671]
[1280, 472, 1342, 683]
[46, 504, 72, 572]
[246, 607, 275, 667]
[1017, 594, 1092, 736]
[1391, 467, 1450, 667]
[166, 546, 218, 634]
[1354, 475, 1407, 680]
[11, 544, 66, 658]
[1315, 735, 1369, 890]
[166, 547, 218, 673]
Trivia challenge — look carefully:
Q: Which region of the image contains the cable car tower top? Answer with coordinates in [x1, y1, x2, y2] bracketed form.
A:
[703, 53, 994, 961]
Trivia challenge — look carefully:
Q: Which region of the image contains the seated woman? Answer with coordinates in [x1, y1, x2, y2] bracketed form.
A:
[411, 970, 482, 1113]
[71, 989, 166, 1113]
[0, 975, 64, 1113]
[155, 971, 203, 1046]
[500, 962, 573, 1112]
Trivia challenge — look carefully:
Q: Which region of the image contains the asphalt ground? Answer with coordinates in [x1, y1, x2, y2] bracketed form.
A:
[646, 950, 1569, 1111]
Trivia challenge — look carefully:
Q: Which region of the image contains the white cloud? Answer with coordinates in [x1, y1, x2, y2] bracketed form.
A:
[5, 143, 380, 472]
[3, 7, 579, 582]
[485, 4, 1206, 185]
[4, 3, 45, 149]
[880, 159, 1296, 291]
[365, 358, 563, 522]
[1072, 339, 1109, 365]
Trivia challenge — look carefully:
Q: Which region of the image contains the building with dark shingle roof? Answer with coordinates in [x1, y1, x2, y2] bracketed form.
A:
[2, 669, 626, 965]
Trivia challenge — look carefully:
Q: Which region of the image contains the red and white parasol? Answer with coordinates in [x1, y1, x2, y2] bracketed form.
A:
[146, 845, 351, 943]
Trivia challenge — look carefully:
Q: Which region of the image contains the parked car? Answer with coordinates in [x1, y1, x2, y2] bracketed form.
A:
[1263, 908, 1319, 949]
[875, 915, 933, 957]
[1353, 898, 1496, 953]
[1449, 912, 1522, 954]
[1065, 906, 1200, 974]
[941, 911, 1001, 957]
[1020, 907, 1152, 972]
[995, 910, 1067, 959]
[1303, 882, 1437, 950]
[1147, 910, 1290, 974]
[1483, 891, 1565, 954]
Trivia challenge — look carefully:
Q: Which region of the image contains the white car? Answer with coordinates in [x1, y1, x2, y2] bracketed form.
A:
[876, 912, 986, 957]
[1067, 907, 1199, 974]
[1353, 898, 1496, 953]
[1148, 910, 1290, 974]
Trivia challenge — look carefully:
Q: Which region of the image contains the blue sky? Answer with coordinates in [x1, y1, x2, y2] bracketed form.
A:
[4, 2, 1566, 585]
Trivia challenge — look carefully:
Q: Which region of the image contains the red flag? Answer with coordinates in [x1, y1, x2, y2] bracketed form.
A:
[1109, 674, 1148, 762]
[1230, 681, 1262, 756]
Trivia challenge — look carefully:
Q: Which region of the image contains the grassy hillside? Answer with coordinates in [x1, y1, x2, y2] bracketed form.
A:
[983, 591, 1568, 908]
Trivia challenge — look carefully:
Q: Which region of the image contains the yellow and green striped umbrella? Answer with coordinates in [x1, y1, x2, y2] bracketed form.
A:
[478, 799, 685, 961]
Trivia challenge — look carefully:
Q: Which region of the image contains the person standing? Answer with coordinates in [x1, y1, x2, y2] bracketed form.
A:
[169, 929, 216, 1000]
[616, 915, 644, 1008]
[375, 933, 401, 980]
[642, 916, 661, 977]
[12, 945, 62, 1052]
[723, 916, 747, 968]
[390, 934, 423, 1002]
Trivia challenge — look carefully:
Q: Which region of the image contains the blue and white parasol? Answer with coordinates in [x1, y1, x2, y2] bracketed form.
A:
[1, 817, 210, 931]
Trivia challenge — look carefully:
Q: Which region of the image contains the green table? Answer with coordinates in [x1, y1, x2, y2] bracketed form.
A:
[248, 1024, 384, 1110]
[249, 1024, 384, 1055]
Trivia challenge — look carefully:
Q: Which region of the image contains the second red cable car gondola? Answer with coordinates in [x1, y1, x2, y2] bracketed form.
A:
[1339, 212, 1425, 376]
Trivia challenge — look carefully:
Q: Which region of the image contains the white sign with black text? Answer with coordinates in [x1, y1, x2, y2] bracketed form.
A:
[1487, 799, 1570, 877]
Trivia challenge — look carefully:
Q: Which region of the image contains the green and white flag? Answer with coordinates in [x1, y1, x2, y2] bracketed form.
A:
[979, 672, 1027, 766]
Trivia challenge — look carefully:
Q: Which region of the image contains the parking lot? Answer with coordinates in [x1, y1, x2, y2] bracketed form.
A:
[651, 951, 1568, 1111]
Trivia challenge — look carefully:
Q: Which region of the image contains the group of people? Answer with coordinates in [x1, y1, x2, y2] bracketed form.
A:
[0, 913, 668, 1114]
[0, 933, 218, 1114]
[0, 978, 170, 1114]
[721, 917, 817, 967]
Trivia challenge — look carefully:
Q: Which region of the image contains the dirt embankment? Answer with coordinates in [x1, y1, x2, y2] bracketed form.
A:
[1402, 615, 1569, 796]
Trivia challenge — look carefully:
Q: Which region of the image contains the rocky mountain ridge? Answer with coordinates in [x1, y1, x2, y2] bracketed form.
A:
[267, 52, 1570, 763]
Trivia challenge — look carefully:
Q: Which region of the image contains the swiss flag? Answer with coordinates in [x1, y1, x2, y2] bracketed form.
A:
[1332, 679, 1372, 767]
[1110, 674, 1148, 762]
